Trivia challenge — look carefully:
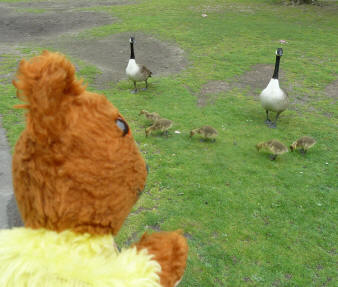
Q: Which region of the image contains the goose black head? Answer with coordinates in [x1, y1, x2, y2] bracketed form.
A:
[129, 36, 135, 44]
[276, 48, 283, 57]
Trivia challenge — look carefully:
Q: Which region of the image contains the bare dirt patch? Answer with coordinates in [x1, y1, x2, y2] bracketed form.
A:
[194, 64, 310, 112]
[3, 0, 134, 10]
[325, 79, 338, 102]
[194, 65, 288, 107]
[232, 64, 306, 110]
[0, 6, 114, 43]
[233, 64, 288, 96]
[6, 195, 23, 228]
[0, 115, 23, 229]
[49, 32, 187, 88]
[0, 47, 21, 84]
[197, 80, 232, 107]
[0, 1, 187, 89]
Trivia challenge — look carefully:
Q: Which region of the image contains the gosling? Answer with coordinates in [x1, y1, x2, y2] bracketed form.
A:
[290, 136, 316, 154]
[145, 118, 173, 137]
[190, 126, 218, 142]
[139, 110, 161, 122]
[256, 139, 288, 160]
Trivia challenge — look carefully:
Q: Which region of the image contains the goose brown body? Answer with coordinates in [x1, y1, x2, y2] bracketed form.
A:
[145, 118, 173, 137]
[290, 136, 316, 152]
[256, 140, 288, 160]
[190, 126, 218, 140]
[139, 110, 161, 122]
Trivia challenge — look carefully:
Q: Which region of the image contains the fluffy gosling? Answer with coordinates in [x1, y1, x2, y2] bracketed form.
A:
[139, 110, 161, 122]
[145, 118, 173, 137]
[256, 139, 288, 160]
[290, 136, 316, 154]
[190, 126, 218, 142]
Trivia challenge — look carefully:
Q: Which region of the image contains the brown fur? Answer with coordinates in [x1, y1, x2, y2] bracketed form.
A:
[12, 51, 188, 285]
[135, 231, 188, 287]
[12, 51, 148, 235]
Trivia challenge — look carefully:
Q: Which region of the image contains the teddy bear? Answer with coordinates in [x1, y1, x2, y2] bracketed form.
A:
[0, 51, 188, 286]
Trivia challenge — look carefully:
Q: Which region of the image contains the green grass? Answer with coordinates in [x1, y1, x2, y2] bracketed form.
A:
[15, 8, 46, 13]
[0, 0, 337, 286]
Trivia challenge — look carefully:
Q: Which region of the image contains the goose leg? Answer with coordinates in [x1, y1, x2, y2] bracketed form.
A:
[265, 110, 271, 125]
[142, 79, 148, 91]
[300, 148, 306, 155]
[269, 112, 281, 129]
[131, 81, 138, 93]
[270, 154, 277, 161]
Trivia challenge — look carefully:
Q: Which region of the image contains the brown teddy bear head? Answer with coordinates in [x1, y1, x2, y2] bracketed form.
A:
[12, 51, 147, 235]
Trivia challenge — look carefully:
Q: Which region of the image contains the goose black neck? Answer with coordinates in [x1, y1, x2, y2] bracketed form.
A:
[272, 56, 281, 79]
[130, 43, 135, 59]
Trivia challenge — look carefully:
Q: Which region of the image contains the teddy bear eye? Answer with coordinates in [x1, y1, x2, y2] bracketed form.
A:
[116, 118, 129, 136]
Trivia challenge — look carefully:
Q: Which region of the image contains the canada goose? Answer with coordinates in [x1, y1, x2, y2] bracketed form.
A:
[125, 36, 152, 93]
[256, 139, 288, 160]
[190, 126, 218, 142]
[290, 136, 316, 154]
[139, 109, 161, 122]
[259, 48, 289, 128]
[145, 118, 173, 137]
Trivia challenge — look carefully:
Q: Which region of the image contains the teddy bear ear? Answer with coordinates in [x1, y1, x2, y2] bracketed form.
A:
[13, 51, 86, 141]
[13, 51, 85, 109]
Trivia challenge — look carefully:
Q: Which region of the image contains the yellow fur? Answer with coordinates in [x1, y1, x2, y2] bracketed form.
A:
[0, 228, 161, 286]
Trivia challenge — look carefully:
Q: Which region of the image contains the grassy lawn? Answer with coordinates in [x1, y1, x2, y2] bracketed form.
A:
[0, 0, 337, 286]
